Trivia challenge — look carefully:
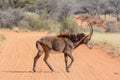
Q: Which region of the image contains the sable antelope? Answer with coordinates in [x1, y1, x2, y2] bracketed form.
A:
[33, 23, 93, 72]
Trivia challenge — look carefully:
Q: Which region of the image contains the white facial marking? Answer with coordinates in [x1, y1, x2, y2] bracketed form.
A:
[87, 42, 92, 49]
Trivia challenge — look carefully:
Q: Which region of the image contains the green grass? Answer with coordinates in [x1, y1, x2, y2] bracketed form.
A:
[91, 32, 120, 56]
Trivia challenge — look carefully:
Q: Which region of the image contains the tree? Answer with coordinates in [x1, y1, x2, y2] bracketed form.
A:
[75, 0, 114, 19]
[35, 0, 58, 20]
[109, 0, 120, 21]
[98, 0, 113, 20]
[0, 0, 35, 9]
[58, 3, 71, 22]
[75, 0, 102, 16]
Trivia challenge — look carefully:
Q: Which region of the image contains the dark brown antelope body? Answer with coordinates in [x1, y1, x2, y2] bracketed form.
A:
[37, 36, 74, 52]
[33, 23, 93, 73]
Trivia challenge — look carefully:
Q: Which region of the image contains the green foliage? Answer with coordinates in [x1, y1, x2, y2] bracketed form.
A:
[45, 20, 62, 33]
[24, 12, 43, 30]
[24, 12, 61, 31]
[60, 17, 80, 34]
[29, 19, 47, 30]
[118, 17, 120, 22]
[29, 19, 62, 32]
[20, 0, 35, 9]
[22, 12, 51, 31]
[0, 0, 35, 9]
[0, 8, 25, 29]
[20, 0, 35, 3]
[39, 9, 48, 20]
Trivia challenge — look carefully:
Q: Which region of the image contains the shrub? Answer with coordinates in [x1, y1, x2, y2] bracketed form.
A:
[0, 9, 80, 33]
[24, 12, 62, 32]
[46, 20, 62, 33]
[0, 8, 24, 29]
[24, 12, 41, 30]
[118, 17, 120, 22]
[24, 12, 57, 31]
[34, 19, 62, 32]
[106, 22, 120, 32]
[60, 17, 80, 34]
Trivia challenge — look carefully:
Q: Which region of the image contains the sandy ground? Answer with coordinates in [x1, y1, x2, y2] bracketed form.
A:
[0, 30, 120, 80]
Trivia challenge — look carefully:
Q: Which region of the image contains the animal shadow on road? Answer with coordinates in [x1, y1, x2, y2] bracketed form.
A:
[1, 70, 59, 73]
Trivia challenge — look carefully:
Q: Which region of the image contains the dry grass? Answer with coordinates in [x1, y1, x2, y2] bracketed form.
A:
[100, 15, 116, 21]
[12, 26, 30, 32]
[91, 32, 120, 56]
[0, 34, 6, 46]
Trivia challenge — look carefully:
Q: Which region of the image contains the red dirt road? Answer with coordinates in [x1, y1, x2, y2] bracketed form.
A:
[0, 30, 120, 80]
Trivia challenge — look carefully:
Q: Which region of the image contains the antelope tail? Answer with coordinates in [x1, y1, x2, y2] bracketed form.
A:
[36, 41, 40, 50]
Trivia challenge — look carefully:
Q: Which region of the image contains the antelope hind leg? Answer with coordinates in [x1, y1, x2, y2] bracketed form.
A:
[33, 51, 43, 72]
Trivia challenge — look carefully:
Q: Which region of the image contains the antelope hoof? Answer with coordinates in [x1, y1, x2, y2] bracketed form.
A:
[66, 70, 70, 73]
[51, 69, 55, 72]
[33, 68, 36, 72]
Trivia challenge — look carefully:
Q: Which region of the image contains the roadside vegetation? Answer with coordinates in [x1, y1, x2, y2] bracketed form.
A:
[0, 0, 120, 32]
[91, 32, 120, 56]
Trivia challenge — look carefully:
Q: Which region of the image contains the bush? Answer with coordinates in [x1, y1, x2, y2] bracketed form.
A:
[46, 20, 62, 33]
[24, 12, 41, 30]
[0, 9, 52, 31]
[34, 19, 62, 32]
[60, 17, 80, 34]
[117, 17, 120, 22]
[24, 12, 62, 32]
[0, 8, 24, 29]
[0, 9, 80, 33]
[24, 12, 57, 31]
[106, 22, 120, 32]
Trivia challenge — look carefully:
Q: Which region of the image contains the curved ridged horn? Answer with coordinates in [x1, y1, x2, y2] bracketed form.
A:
[80, 17, 93, 40]
[81, 17, 88, 28]
[88, 23, 93, 40]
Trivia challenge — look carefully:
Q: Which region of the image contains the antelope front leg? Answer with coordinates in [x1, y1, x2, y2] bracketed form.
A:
[66, 53, 74, 72]
[43, 53, 54, 72]
[64, 54, 69, 72]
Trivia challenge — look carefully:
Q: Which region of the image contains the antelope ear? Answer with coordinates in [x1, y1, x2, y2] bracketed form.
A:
[76, 33, 79, 39]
